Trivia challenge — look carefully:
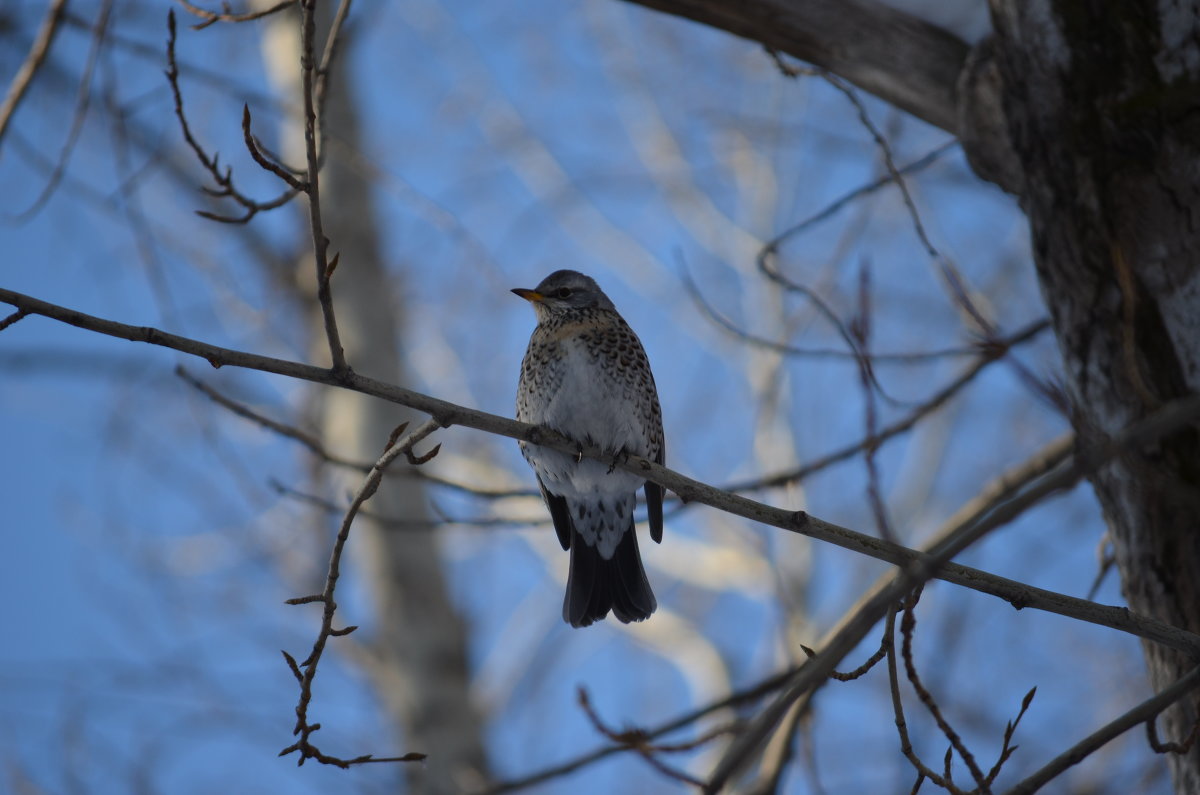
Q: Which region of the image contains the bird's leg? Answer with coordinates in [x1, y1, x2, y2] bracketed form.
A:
[607, 446, 630, 475]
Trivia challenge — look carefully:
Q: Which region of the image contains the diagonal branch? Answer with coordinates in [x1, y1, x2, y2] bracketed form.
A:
[0, 0, 69, 148]
[621, 0, 968, 133]
[1003, 665, 1200, 795]
[4, 286, 1200, 662]
[278, 419, 441, 768]
[178, 0, 297, 30]
[165, 10, 301, 223]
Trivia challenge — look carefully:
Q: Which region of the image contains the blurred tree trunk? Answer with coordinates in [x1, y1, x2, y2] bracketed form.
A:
[630, 0, 1200, 790]
[982, 5, 1200, 791]
[259, 6, 488, 792]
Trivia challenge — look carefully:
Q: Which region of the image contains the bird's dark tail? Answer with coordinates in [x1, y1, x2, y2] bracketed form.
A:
[563, 522, 656, 628]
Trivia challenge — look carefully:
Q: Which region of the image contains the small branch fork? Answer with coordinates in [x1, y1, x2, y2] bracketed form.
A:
[576, 688, 738, 789]
[278, 419, 442, 768]
[1004, 665, 1200, 795]
[165, 2, 349, 369]
[165, 11, 301, 223]
[177, 0, 297, 31]
[887, 588, 1035, 794]
[765, 49, 992, 338]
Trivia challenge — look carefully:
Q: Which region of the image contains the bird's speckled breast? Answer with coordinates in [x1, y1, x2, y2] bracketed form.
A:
[516, 307, 663, 496]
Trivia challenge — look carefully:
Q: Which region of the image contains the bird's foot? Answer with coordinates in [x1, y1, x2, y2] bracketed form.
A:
[607, 447, 631, 475]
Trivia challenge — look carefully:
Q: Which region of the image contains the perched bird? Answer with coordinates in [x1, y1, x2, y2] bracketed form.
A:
[513, 270, 665, 628]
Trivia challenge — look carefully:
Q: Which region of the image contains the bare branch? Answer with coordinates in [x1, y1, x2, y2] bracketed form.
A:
[900, 588, 988, 791]
[4, 287, 1200, 660]
[164, 10, 301, 223]
[707, 395, 1200, 788]
[242, 104, 308, 191]
[1003, 666, 1200, 795]
[177, 0, 297, 30]
[0, 309, 31, 333]
[176, 364, 536, 498]
[279, 419, 441, 768]
[886, 601, 959, 793]
[621, 0, 968, 133]
[1148, 713, 1200, 756]
[724, 319, 1050, 493]
[577, 688, 711, 788]
[11, 0, 113, 223]
[297, 0, 347, 373]
[0, 0, 69, 148]
[758, 139, 958, 268]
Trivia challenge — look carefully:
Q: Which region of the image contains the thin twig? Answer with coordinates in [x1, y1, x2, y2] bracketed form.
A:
[177, 0, 297, 30]
[723, 319, 1050, 493]
[887, 600, 957, 792]
[822, 69, 993, 336]
[853, 261, 897, 541]
[1146, 712, 1200, 755]
[577, 688, 713, 789]
[478, 669, 796, 795]
[278, 419, 441, 767]
[12, 0, 113, 223]
[1003, 666, 1200, 795]
[175, 365, 537, 497]
[242, 104, 308, 190]
[0, 309, 31, 332]
[0, 0, 69, 147]
[900, 588, 988, 791]
[298, 0, 347, 374]
[758, 139, 957, 259]
[681, 261, 980, 363]
[164, 10, 300, 223]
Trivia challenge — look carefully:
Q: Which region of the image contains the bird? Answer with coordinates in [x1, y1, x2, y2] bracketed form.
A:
[512, 270, 665, 628]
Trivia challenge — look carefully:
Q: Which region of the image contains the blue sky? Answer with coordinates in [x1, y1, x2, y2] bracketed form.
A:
[0, 1, 1166, 793]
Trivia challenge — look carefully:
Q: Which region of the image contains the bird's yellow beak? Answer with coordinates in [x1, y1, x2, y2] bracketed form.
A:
[511, 288, 544, 303]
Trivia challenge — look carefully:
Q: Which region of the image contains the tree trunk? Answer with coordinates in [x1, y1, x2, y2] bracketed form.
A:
[979, 3, 1200, 791]
[628, 0, 1200, 789]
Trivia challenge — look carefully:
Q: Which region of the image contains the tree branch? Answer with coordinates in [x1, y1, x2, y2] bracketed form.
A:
[0, 0, 69, 147]
[1003, 665, 1200, 795]
[5, 286, 1199, 662]
[621, 0, 968, 133]
[297, 0, 347, 374]
[279, 419, 439, 767]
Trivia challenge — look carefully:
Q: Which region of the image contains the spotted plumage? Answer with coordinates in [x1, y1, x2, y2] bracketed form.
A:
[513, 270, 664, 627]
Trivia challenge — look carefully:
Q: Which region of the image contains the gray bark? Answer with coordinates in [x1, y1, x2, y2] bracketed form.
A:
[623, 0, 969, 132]
[626, 1, 1200, 790]
[980, 4, 1200, 791]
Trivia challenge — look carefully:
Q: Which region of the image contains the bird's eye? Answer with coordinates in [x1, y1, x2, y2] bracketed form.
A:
[556, 287, 572, 298]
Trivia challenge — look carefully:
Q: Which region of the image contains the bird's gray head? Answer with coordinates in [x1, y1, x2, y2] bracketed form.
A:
[511, 270, 616, 317]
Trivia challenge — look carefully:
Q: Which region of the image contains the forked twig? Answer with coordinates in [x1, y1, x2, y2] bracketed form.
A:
[278, 419, 441, 767]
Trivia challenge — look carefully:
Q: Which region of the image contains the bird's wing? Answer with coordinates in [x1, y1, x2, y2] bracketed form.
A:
[538, 475, 572, 550]
[645, 445, 664, 544]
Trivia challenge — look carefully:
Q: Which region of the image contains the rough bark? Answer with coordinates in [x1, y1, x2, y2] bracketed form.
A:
[623, 0, 969, 133]
[623, 1, 1200, 790]
[981, 3, 1200, 790]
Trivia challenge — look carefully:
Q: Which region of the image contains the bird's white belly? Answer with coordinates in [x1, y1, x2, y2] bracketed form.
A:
[529, 345, 647, 498]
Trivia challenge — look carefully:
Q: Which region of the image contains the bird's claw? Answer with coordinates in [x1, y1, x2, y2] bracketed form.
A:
[607, 448, 630, 475]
